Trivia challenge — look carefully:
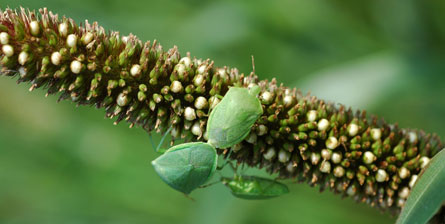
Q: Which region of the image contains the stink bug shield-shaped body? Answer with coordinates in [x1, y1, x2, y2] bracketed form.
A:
[221, 175, 289, 200]
[151, 142, 218, 195]
[207, 86, 263, 149]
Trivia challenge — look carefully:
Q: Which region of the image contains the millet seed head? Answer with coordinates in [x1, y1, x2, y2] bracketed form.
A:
[0, 7, 443, 215]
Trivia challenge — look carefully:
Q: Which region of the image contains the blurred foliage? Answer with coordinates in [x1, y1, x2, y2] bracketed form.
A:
[396, 149, 445, 224]
[0, 0, 444, 223]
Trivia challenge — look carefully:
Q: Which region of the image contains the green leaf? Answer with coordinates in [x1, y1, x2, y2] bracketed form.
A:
[396, 149, 445, 224]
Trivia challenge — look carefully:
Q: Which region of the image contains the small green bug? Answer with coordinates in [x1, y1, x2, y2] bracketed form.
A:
[221, 175, 289, 200]
[151, 142, 218, 195]
[207, 86, 263, 149]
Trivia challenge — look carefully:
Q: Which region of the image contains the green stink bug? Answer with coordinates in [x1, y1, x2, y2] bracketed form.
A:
[221, 175, 289, 200]
[151, 142, 218, 195]
[206, 86, 263, 149]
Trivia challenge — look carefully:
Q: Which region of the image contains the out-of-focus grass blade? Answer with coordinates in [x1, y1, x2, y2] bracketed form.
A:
[396, 149, 445, 224]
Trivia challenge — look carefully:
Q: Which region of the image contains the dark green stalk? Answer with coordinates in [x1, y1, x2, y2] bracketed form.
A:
[0, 7, 443, 215]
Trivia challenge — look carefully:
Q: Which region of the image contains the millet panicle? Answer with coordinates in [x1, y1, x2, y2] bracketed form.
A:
[0, 7, 443, 215]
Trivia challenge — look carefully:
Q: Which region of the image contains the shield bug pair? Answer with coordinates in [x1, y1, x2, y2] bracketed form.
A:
[151, 86, 264, 195]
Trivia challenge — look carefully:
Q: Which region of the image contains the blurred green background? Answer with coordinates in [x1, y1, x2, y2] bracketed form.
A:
[1, 0, 444, 223]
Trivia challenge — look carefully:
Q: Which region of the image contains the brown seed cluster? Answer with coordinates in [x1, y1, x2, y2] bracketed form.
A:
[0, 8, 443, 214]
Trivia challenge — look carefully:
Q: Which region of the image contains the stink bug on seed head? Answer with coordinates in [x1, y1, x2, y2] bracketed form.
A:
[206, 86, 263, 149]
[152, 86, 263, 195]
[151, 142, 218, 195]
[221, 175, 289, 200]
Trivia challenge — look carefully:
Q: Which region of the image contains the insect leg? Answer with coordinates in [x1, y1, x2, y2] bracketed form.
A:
[229, 161, 241, 176]
[148, 133, 157, 152]
[183, 194, 196, 202]
[148, 126, 173, 153]
[215, 94, 223, 100]
[217, 159, 237, 172]
[217, 149, 234, 170]
[156, 126, 173, 153]
[199, 180, 221, 189]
